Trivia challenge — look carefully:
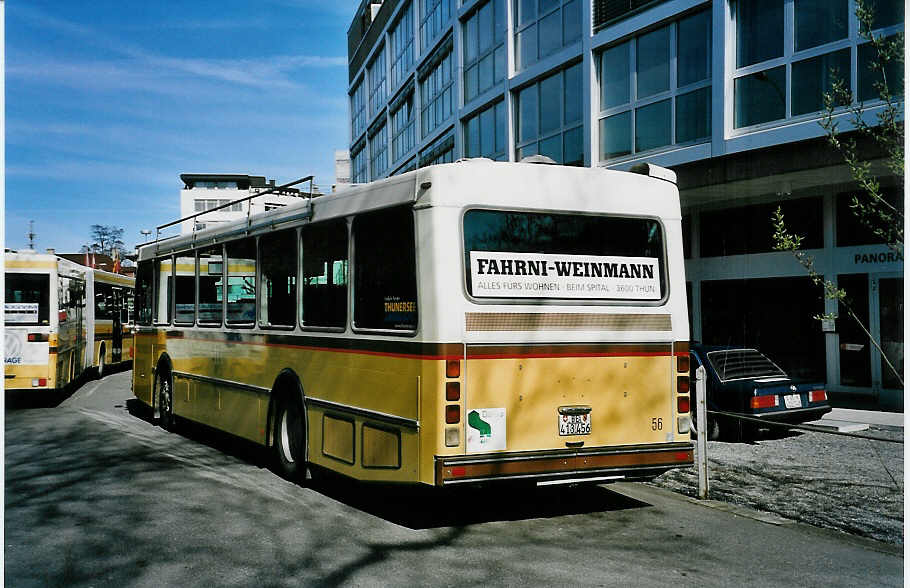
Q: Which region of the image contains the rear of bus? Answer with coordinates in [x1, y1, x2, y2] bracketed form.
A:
[423, 161, 692, 486]
[4, 257, 55, 392]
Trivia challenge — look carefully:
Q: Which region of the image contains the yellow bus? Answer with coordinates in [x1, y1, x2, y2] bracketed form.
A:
[91, 268, 135, 377]
[4, 251, 133, 393]
[132, 159, 692, 486]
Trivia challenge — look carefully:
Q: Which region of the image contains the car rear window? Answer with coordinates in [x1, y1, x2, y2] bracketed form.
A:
[706, 349, 786, 381]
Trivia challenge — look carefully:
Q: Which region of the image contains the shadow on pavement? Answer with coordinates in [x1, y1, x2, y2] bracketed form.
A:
[124, 396, 651, 529]
[307, 475, 651, 530]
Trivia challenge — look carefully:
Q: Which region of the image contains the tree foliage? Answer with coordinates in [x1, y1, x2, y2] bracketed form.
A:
[772, 0, 904, 386]
[83, 225, 126, 257]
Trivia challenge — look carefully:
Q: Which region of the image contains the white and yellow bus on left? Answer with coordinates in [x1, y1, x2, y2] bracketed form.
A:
[4, 250, 134, 394]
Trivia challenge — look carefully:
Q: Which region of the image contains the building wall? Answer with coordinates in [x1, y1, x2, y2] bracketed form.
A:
[347, 0, 904, 407]
[178, 186, 309, 235]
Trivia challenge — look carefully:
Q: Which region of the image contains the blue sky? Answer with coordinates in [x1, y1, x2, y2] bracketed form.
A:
[6, 1, 353, 253]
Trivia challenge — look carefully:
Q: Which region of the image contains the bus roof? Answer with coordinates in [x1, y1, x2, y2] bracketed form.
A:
[140, 159, 680, 261]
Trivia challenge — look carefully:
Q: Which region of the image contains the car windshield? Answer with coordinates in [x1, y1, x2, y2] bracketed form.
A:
[706, 349, 786, 381]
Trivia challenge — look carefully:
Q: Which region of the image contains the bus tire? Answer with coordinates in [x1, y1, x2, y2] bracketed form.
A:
[157, 370, 175, 431]
[97, 346, 105, 378]
[273, 394, 306, 481]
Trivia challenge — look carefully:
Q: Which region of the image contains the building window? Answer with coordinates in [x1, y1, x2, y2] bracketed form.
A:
[351, 81, 367, 140]
[516, 63, 583, 165]
[699, 197, 823, 257]
[389, 2, 415, 90]
[732, 0, 903, 130]
[370, 124, 389, 179]
[419, 45, 453, 137]
[368, 48, 387, 116]
[352, 147, 368, 183]
[598, 9, 711, 161]
[593, 0, 670, 32]
[420, 0, 454, 53]
[464, 0, 505, 102]
[464, 100, 506, 160]
[514, 0, 581, 71]
[419, 132, 455, 166]
[391, 92, 416, 163]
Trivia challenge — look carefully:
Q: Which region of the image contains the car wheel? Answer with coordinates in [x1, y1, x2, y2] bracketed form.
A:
[273, 395, 306, 480]
[158, 371, 175, 431]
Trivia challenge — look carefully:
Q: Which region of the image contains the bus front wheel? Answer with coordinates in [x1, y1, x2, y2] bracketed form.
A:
[158, 372, 175, 431]
[273, 396, 305, 481]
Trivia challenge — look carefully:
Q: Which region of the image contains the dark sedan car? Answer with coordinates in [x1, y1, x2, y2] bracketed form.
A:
[689, 345, 831, 441]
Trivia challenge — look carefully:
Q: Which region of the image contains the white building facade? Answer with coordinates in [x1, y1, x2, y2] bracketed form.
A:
[178, 174, 314, 235]
[346, 0, 904, 408]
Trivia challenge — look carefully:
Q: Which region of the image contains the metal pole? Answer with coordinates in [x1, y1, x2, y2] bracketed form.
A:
[695, 365, 709, 499]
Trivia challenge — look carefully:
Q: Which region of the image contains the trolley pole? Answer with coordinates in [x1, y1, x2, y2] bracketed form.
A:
[695, 365, 709, 499]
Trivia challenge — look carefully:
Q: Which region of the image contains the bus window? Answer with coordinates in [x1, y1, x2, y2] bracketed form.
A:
[174, 253, 196, 325]
[95, 282, 115, 320]
[301, 219, 348, 329]
[5, 273, 50, 325]
[353, 206, 417, 331]
[226, 238, 256, 325]
[135, 261, 154, 325]
[260, 230, 297, 328]
[463, 210, 666, 301]
[198, 246, 224, 325]
[155, 258, 172, 324]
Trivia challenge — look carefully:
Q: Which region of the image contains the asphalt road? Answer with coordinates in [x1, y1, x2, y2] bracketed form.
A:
[5, 371, 903, 587]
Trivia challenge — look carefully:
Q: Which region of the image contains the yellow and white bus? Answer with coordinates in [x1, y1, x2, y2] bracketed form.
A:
[133, 159, 692, 486]
[5, 251, 134, 393]
[91, 268, 135, 377]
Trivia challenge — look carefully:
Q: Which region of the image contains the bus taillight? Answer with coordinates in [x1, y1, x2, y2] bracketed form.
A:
[446, 360, 460, 378]
[32, 378, 47, 387]
[27, 333, 49, 342]
[677, 376, 689, 394]
[677, 354, 689, 373]
[445, 405, 460, 424]
[446, 382, 460, 401]
[677, 396, 690, 414]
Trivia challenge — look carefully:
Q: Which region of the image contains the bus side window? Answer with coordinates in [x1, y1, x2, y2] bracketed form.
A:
[353, 206, 417, 331]
[226, 238, 256, 325]
[135, 261, 154, 326]
[259, 230, 297, 328]
[301, 219, 348, 329]
[174, 253, 196, 325]
[155, 258, 172, 325]
[198, 245, 224, 325]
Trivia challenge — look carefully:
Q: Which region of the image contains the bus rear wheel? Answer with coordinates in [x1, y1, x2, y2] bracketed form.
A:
[273, 396, 305, 480]
[158, 372, 175, 431]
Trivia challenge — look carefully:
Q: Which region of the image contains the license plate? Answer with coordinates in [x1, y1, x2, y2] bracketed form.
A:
[784, 394, 802, 409]
[559, 413, 591, 436]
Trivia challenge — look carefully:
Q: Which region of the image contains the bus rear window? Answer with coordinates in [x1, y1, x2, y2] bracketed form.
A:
[5, 273, 50, 325]
[464, 210, 665, 301]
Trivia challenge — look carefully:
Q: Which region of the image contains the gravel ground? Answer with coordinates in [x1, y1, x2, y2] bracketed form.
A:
[650, 425, 904, 545]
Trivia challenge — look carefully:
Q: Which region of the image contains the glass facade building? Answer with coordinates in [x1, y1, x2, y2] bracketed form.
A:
[347, 0, 904, 408]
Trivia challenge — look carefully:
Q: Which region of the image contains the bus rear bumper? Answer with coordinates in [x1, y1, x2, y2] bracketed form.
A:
[435, 442, 694, 486]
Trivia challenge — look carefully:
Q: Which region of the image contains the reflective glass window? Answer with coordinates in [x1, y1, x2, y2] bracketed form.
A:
[226, 238, 256, 324]
[198, 246, 223, 325]
[734, 66, 786, 128]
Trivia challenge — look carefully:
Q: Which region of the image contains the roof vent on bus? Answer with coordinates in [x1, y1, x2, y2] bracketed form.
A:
[519, 155, 557, 165]
[628, 162, 677, 184]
